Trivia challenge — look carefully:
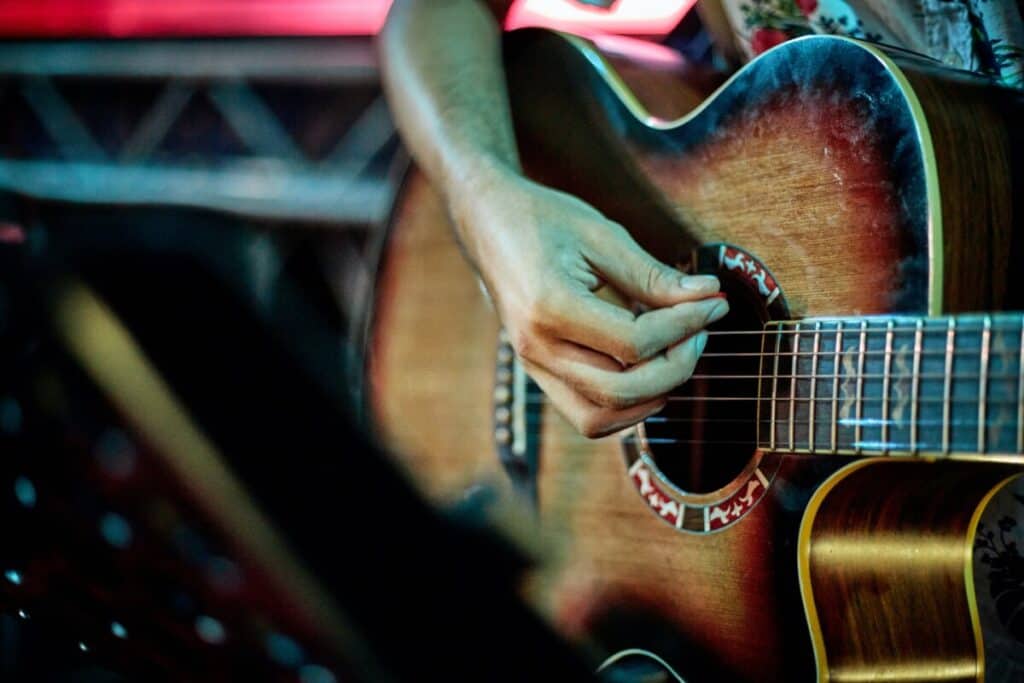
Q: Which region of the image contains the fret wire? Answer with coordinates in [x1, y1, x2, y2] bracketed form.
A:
[789, 325, 801, 451]
[855, 321, 867, 455]
[770, 325, 782, 451]
[1018, 316, 1024, 452]
[618, 316, 1024, 457]
[831, 322, 842, 453]
[943, 319, 955, 455]
[881, 319, 894, 454]
[911, 319, 923, 454]
[979, 316, 991, 454]
[809, 322, 821, 452]
[756, 322, 769, 450]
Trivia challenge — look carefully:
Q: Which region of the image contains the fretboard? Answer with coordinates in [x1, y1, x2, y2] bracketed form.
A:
[757, 314, 1024, 457]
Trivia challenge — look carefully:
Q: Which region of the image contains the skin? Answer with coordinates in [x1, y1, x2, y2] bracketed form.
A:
[380, 0, 727, 438]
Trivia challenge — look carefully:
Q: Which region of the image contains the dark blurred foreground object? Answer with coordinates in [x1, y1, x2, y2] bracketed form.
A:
[0, 196, 596, 682]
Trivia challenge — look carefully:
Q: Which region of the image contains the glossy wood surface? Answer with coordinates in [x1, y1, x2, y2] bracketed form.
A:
[803, 460, 1021, 683]
[369, 169, 821, 680]
[368, 172, 502, 500]
[902, 68, 1019, 313]
[369, 31, 1024, 681]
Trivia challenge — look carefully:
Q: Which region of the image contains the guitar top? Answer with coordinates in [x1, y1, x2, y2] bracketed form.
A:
[370, 30, 1024, 681]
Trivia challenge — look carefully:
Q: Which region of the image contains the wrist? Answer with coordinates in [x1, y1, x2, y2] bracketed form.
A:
[445, 154, 523, 261]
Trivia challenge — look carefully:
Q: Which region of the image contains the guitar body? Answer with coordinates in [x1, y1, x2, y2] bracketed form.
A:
[368, 32, 1024, 681]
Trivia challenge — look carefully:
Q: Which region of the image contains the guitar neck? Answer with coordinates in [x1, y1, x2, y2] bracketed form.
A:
[757, 313, 1024, 457]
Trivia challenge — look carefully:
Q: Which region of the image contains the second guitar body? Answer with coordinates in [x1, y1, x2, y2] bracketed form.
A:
[369, 31, 1024, 681]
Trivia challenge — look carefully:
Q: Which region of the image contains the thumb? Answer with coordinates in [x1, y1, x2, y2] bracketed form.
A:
[590, 232, 720, 306]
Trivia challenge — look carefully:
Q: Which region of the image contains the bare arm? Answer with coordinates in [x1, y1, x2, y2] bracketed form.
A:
[379, 0, 727, 437]
[380, 0, 521, 258]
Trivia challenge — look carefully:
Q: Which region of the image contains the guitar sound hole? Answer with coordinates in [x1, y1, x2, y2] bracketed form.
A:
[641, 274, 766, 494]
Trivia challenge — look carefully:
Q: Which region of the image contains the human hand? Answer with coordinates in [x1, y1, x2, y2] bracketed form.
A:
[451, 164, 728, 438]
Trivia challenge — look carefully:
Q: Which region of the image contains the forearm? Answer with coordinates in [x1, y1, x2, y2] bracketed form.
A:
[380, 0, 521, 246]
[379, 2, 724, 438]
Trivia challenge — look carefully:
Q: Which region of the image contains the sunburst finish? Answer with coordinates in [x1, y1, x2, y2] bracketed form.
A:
[368, 30, 1024, 681]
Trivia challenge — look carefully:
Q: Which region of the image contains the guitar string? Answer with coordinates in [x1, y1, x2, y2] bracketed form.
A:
[518, 414, 1013, 428]
[515, 400, 1020, 435]
[684, 372, 1018, 381]
[510, 360, 1022, 388]
[516, 408, 1013, 426]
[517, 415, 1019, 434]
[644, 416, 1001, 426]
[508, 408, 1015, 449]
[701, 349, 1005, 358]
[620, 437, 972, 448]
[505, 328, 1024, 436]
[524, 396, 1024, 404]
[524, 395, 1019, 428]
[502, 347, 1019, 364]
[520, 413, 1007, 450]
[703, 324, 1024, 337]
[624, 438, 1000, 448]
[502, 341, 1019, 367]
[619, 437, 759, 447]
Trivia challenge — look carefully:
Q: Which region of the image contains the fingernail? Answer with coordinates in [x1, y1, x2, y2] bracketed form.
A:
[680, 274, 719, 292]
[692, 330, 709, 355]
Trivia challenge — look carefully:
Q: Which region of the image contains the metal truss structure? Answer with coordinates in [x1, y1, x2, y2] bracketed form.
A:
[0, 37, 410, 398]
[0, 37, 406, 226]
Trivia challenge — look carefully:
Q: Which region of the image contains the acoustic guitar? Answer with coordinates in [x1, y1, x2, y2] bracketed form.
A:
[368, 30, 1024, 681]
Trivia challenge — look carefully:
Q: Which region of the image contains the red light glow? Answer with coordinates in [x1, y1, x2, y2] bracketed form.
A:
[0, 0, 694, 39]
[507, 0, 696, 37]
[0, 1, 392, 37]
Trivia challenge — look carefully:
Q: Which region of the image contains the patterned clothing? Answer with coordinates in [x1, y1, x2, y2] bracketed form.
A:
[718, 0, 1024, 89]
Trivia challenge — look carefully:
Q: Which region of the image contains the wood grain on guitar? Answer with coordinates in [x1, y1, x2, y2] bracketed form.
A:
[369, 30, 1024, 682]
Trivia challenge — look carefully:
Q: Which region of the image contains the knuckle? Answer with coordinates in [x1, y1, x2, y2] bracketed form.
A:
[595, 387, 636, 411]
[509, 328, 536, 360]
[615, 338, 642, 365]
[520, 306, 546, 336]
[642, 263, 665, 296]
[611, 325, 653, 365]
[520, 283, 561, 330]
[577, 412, 609, 439]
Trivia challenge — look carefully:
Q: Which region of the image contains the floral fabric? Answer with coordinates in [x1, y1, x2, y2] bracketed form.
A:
[718, 0, 1024, 89]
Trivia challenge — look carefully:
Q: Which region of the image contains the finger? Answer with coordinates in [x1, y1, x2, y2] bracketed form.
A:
[524, 360, 667, 439]
[541, 337, 623, 371]
[583, 225, 720, 306]
[549, 289, 728, 365]
[556, 331, 709, 409]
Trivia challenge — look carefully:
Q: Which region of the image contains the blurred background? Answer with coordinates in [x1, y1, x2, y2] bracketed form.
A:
[0, 2, 714, 680]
